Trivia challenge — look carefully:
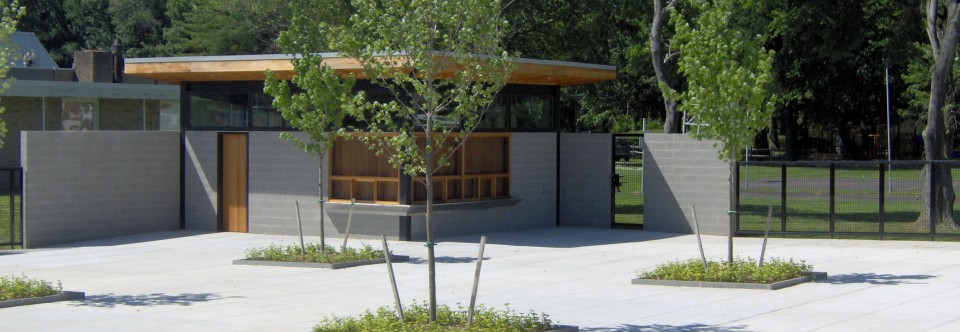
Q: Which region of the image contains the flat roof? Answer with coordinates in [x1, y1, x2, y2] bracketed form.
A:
[125, 53, 617, 86]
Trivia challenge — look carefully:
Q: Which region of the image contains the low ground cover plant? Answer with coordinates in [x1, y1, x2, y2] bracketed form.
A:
[0, 274, 62, 301]
[314, 301, 554, 332]
[245, 243, 384, 264]
[638, 258, 813, 284]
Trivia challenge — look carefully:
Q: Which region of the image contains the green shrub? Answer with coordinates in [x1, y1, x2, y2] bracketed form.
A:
[245, 243, 384, 264]
[638, 257, 813, 283]
[314, 301, 554, 332]
[0, 274, 62, 301]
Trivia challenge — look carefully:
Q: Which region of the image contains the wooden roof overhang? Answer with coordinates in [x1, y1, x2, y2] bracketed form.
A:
[124, 53, 617, 86]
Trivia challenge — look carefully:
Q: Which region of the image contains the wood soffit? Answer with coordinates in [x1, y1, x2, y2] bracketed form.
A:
[124, 56, 617, 86]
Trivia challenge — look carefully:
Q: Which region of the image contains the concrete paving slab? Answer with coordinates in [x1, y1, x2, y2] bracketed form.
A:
[1, 227, 959, 331]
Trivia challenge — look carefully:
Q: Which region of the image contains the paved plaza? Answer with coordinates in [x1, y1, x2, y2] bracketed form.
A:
[1, 227, 959, 331]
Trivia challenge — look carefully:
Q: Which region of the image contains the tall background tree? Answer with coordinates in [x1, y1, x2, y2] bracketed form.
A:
[651, 0, 681, 133]
[918, 0, 960, 227]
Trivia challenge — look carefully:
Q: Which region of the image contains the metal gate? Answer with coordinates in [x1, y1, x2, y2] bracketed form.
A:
[613, 134, 644, 227]
[0, 168, 22, 248]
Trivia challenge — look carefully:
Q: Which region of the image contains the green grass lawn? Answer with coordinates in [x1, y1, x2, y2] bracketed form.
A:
[615, 162, 643, 225]
[0, 195, 22, 249]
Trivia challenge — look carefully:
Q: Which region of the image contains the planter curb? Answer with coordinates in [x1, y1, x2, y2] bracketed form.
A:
[0, 291, 86, 309]
[631, 272, 828, 290]
[233, 255, 410, 269]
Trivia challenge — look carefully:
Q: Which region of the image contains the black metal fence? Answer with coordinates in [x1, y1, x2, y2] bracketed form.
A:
[0, 168, 23, 248]
[613, 134, 644, 227]
[736, 160, 960, 240]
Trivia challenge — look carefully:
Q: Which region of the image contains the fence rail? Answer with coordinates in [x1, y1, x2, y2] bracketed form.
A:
[735, 160, 960, 240]
[0, 168, 22, 248]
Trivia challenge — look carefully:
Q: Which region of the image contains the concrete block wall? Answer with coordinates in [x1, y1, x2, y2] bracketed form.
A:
[183, 131, 218, 231]
[643, 133, 731, 236]
[411, 132, 558, 240]
[21, 131, 180, 247]
[247, 132, 326, 236]
[559, 133, 612, 227]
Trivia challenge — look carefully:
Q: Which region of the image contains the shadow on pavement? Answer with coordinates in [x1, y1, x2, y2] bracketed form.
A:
[407, 256, 491, 264]
[441, 228, 682, 248]
[826, 273, 935, 285]
[50, 230, 213, 248]
[72, 292, 236, 308]
[581, 324, 752, 332]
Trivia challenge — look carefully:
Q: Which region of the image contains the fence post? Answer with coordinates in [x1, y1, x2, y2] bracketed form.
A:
[8, 169, 13, 249]
[878, 163, 885, 239]
[734, 162, 740, 234]
[930, 162, 936, 240]
[829, 163, 835, 239]
[780, 164, 787, 235]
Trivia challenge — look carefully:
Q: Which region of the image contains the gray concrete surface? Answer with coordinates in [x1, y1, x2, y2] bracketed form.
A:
[1, 227, 959, 331]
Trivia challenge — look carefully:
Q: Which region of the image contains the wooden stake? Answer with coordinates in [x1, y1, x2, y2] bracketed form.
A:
[381, 235, 403, 321]
[295, 200, 305, 256]
[692, 205, 708, 271]
[468, 236, 487, 325]
[342, 198, 355, 251]
[759, 205, 773, 267]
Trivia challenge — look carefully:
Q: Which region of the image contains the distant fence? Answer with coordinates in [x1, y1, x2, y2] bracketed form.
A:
[735, 160, 960, 240]
[0, 168, 22, 248]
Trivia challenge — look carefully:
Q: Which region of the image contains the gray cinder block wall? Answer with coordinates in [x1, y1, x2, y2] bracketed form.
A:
[643, 133, 731, 236]
[559, 133, 612, 227]
[247, 131, 326, 236]
[184, 131, 218, 231]
[21, 131, 180, 247]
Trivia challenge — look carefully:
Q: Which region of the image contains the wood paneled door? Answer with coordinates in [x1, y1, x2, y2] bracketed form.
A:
[219, 133, 248, 232]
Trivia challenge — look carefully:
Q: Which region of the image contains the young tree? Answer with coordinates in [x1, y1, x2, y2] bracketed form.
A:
[274, 0, 514, 321]
[919, 0, 960, 228]
[0, 0, 25, 145]
[670, 0, 776, 262]
[263, 0, 354, 252]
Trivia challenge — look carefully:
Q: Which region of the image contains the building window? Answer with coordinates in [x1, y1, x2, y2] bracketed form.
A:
[159, 100, 181, 131]
[190, 92, 247, 128]
[62, 98, 98, 130]
[510, 95, 553, 130]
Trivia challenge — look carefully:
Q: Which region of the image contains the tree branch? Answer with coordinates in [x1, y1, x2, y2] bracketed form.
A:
[929, 0, 942, 57]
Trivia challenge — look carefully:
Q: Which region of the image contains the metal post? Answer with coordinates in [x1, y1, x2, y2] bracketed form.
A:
[295, 201, 305, 255]
[829, 163, 835, 238]
[692, 206, 708, 271]
[885, 65, 893, 193]
[780, 164, 787, 234]
[343, 198, 356, 251]
[8, 170, 13, 249]
[381, 235, 403, 321]
[878, 163, 885, 239]
[759, 205, 773, 267]
[467, 236, 487, 325]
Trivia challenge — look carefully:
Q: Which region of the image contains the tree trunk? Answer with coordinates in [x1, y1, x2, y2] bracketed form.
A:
[919, 0, 960, 228]
[768, 114, 780, 149]
[318, 154, 326, 250]
[424, 116, 437, 322]
[652, 0, 681, 133]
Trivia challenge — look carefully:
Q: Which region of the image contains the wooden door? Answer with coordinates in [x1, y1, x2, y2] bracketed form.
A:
[220, 133, 248, 232]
